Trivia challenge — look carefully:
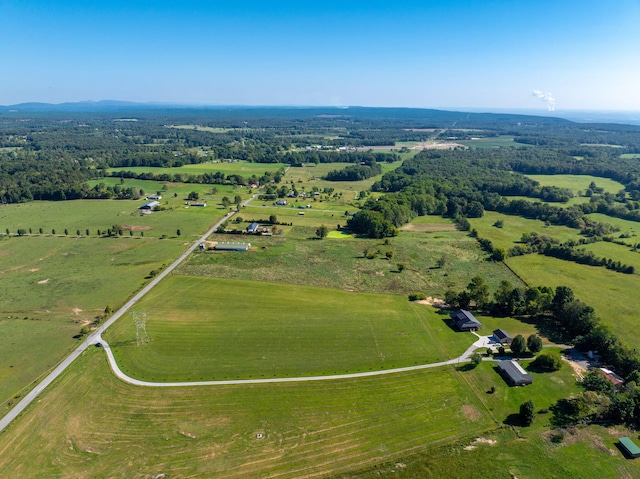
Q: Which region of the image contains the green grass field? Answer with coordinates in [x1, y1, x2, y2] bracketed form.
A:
[506, 254, 640, 348]
[0, 197, 229, 239]
[0, 343, 588, 479]
[469, 211, 581, 250]
[581, 241, 640, 273]
[108, 160, 287, 177]
[525, 174, 625, 195]
[0, 235, 187, 412]
[178, 229, 524, 296]
[343, 425, 640, 479]
[586, 213, 640, 244]
[103, 275, 474, 381]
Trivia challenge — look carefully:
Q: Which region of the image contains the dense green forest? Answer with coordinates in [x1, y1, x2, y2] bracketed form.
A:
[1, 107, 640, 204]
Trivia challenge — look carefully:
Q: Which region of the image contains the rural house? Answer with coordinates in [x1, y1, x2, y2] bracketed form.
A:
[497, 360, 533, 386]
[247, 222, 259, 233]
[450, 309, 482, 332]
[493, 329, 512, 345]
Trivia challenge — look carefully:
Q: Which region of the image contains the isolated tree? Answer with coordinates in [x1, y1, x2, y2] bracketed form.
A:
[51, 229, 56, 235]
[316, 225, 328, 239]
[176, 229, 181, 236]
[527, 334, 543, 353]
[470, 352, 482, 368]
[436, 254, 447, 268]
[221, 196, 231, 208]
[64, 228, 68, 235]
[76, 229, 80, 236]
[17, 229, 26, 236]
[531, 350, 562, 371]
[86, 229, 90, 236]
[269, 214, 278, 224]
[39, 227, 43, 234]
[385, 250, 394, 260]
[5, 228, 9, 235]
[234, 195, 242, 209]
[510, 334, 526, 356]
[397, 263, 406, 273]
[29, 228, 32, 234]
[520, 399, 535, 426]
[187, 191, 199, 201]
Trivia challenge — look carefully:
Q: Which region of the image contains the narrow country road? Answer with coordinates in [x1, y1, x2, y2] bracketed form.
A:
[0, 196, 256, 433]
[95, 333, 492, 387]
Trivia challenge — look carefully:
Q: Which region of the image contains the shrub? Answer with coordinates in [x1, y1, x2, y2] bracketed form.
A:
[408, 292, 427, 301]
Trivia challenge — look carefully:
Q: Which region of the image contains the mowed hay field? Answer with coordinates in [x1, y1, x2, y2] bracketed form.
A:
[506, 254, 640, 348]
[0, 235, 186, 413]
[0, 349, 495, 479]
[103, 276, 473, 381]
[0, 345, 587, 478]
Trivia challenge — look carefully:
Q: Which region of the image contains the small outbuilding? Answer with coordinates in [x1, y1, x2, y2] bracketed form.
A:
[497, 360, 533, 386]
[600, 368, 625, 387]
[493, 329, 512, 345]
[450, 309, 482, 332]
[213, 242, 251, 251]
[139, 200, 160, 210]
[619, 437, 640, 458]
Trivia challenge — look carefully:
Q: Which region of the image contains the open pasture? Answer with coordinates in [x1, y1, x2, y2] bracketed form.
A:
[469, 211, 581, 250]
[525, 174, 625, 195]
[506, 254, 640, 348]
[346, 425, 639, 479]
[0, 197, 226, 239]
[0, 235, 185, 411]
[457, 135, 521, 148]
[179, 229, 525, 296]
[104, 275, 473, 381]
[166, 124, 237, 133]
[581, 241, 640, 272]
[284, 161, 403, 201]
[400, 215, 458, 232]
[586, 213, 640, 243]
[108, 160, 287, 177]
[0, 350, 497, 479]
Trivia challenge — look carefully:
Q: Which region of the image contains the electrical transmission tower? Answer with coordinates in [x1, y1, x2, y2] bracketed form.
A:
[132, 311, 150, 345]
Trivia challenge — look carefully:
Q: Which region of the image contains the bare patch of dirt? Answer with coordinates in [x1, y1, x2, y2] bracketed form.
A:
[72, 308, 82, 315]
[416, 297, 445, 308]
[461, 405, 482, 421]
[37, 278, 50, 284]
[29, 268, 40, 272]
[399, 223, 458, 232]
[179, 430, 197, 439]
[563, 357, 587, 380]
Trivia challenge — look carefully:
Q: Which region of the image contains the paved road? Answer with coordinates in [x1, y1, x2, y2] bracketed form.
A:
[96, 333, 492, 387]
[0, 197, 255, 433]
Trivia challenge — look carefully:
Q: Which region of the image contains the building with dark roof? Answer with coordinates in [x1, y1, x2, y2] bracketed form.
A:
[246, 222, 259, 233]
[493, 329, 512, 345]
[139, 200, 160, 210]
[450, 309, 482, 331]
[497, 360, 533, 386]
[213, 242, 251, 251]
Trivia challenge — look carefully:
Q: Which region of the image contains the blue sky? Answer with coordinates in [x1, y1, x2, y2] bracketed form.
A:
[2, 0, 640, 111]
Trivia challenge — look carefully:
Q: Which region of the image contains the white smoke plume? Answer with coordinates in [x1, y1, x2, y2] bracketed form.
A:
[532, 90, 556, 111]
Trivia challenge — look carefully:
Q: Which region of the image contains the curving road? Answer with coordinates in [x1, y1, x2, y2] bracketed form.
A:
[0, 197, 255, 433]
[97, 333, 492, 387]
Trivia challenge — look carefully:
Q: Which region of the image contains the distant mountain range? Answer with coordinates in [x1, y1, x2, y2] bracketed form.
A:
[1, 101, 639, 126]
